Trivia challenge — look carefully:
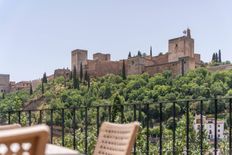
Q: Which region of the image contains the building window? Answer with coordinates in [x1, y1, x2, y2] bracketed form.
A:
[218, 125, 220, 127]
[209, 125, 211, 128]
[218, 134, 220, 138]
[218, 129, 220, 132]
[209, 130, 212, 134]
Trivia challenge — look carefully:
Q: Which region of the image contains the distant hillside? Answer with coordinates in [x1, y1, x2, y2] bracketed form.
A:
[1, 67, 232, 114]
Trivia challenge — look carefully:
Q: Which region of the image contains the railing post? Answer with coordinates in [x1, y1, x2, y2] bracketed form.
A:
[200, 100, 203, 155]
[61, 108, 65, 147]
[39, 110, 42, 124]
[96, 106, 100, 136]
[84, 106, 88, 155]
[146, 104, 150, 155]
[214, 99, 218, 155]
[50, 109, 53, 144]
[159, 102, 163, 155]
[230, 98, 232, 155]
[121, 105, 124, 123]
[186, 101, 189, 155]
[108, 106, 111, 122]
[133, 104, 137, 155]
[8, 111, 11, 124]
[18, 111, 21, 125]
[173, 102, 176, 155]
[28, 110, 32, 126]
[73, 108, 76, 150]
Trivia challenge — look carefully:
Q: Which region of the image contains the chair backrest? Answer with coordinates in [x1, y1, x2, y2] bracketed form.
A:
[93, 122, 140, 155]
[0, 124, 21, 131]
[0, 124, 50, 155]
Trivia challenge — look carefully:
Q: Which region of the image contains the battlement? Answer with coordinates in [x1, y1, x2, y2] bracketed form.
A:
[93, 53, 111, 61]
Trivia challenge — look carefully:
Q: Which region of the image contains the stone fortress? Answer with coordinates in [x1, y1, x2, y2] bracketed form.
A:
[72, 29, 203, 78]
[1, 29, 204, 94]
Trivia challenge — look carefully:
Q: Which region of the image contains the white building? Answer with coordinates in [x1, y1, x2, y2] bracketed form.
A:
[194, 115, 225, 140]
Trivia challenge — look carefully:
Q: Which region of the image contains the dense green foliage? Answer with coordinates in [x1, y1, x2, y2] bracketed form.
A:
[1, 67, 232, 154]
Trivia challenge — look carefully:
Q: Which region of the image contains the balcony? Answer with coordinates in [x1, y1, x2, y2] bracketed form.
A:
[1, 97, 232, 155]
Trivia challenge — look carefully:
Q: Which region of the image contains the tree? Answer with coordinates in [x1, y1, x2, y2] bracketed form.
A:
[69, 71, 73, 80]
[41, 82, 44, 94]
[128, 52, 131, 58]
[73, 66, 79, 89]
[80, 62, 83, 81]
[42, 72, 47, 83]
[122, 60, 126, 80]
[150, 46, 152, 57]
[215, 53, 218, 62]
[2, 93, 5, 99]
[29, 83, 33, 95]
[137, 50, 142, 57]
[212, 53, 216, 62]
[218, 50, 222, 63]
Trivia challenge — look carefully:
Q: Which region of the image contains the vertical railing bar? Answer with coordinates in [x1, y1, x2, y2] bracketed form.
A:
[28, 110, 32, 126]
[50, 109, 53, 144]
[133, 104, 137, 155]
[186, 101, 189, 155]
[121, 105, 124, 123]
[8, 111, 11, 124]
[159, 102, 163, 155]
[39, 110, 42, 124]
[61, 108, 65, 147]
[73, 108, 76, 150]
[108, 106, 111, 122]
[173, 102, 176, 155]
[18, 111, 21, 125]
[139, 104, 142, 122]
[230, 98, 232, 155]
[200, 100, 203, 155]
[146, 104, 150, 155]
[214, 99, 218, 155]
[84, 107, 88, 155]
[97, 106, 100, 136]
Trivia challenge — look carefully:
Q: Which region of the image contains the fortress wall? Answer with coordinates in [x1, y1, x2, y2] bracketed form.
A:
[145, 61, 182, 76]
[152, 53, 169, 64]
[87, 60, 121, 77]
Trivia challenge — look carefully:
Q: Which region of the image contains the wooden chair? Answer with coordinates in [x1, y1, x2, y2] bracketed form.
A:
[0, 124, 21, 131]
[0, 124, 50, 155]
[93, 122, 140, 155]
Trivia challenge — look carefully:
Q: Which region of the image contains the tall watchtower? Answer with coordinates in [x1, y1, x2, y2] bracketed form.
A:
[168, 28, 194, 62]
[71, 49, 88, 72]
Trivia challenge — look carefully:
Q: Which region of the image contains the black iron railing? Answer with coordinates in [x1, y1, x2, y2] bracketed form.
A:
[1, 97, 232, 155]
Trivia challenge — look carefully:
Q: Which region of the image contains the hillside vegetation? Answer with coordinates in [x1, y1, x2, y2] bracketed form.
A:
[1, 68, 232, 154]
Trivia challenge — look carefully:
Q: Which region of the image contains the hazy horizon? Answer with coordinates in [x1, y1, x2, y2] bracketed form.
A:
[1, 0, 232, 82]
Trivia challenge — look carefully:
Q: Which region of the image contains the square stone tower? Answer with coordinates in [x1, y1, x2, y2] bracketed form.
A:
[71, 49, 88, 73]
[168, 28, 194, 62]
[0, 74, 10, 93]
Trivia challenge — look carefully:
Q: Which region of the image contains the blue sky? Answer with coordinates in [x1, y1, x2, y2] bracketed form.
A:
[0, 0, 232, 82]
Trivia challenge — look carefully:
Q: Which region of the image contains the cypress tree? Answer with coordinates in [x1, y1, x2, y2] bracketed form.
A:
[42, 72, 47, 83]
[2, 93, 5, 99]
[69, 71, 73, 80]
[122, 60, 126, 80]
[150, 46, 152, 57]
[128, 52, 131, 58]
[80, 62, 83, 81]
[84, 70, 88, 82]
[215, 53, 218, 62]
[29, 83, 33, 95]
[73, 66, 79, 89]
[137, 50, 142, 57]
[219, 50, 222, 63]
[212, 53, 216, 62]
[41, 82, 44, 94]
